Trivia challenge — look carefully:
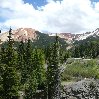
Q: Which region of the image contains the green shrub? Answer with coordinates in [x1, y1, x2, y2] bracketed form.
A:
[62, 59, 99, 81]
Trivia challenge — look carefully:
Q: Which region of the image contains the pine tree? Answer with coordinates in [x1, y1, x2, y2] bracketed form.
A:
[25, 48, 46, 98]
[33, 49, 46, 86]
[47, 35, 61, 99]
[17, 40, 25, 71]
[24, 40, 38, 98]
[0, 63, 6, 99]
[0, 46, 7, 64]
[1, 28, 20, 99]
[2, 66, 19, 99]
[74, 45, 80, 58]
[63, 51, 70, 62]
[25, 70, 37, 99]
[17, 40, 27, 85]
[25, 39, 33, 80]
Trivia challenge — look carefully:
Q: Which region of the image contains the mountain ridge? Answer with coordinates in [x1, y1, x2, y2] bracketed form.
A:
[0, 28, 69, 49]
[0, 28, 99, 44]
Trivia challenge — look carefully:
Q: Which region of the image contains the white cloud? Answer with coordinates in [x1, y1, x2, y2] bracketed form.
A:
[0, 0, 99, 33]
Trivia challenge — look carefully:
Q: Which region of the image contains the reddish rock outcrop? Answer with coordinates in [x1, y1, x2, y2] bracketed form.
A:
[13, 28, 37, 41]
[0, 28, 37, 42]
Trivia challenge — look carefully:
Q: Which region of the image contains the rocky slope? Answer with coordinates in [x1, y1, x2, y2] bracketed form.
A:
[62, 79, 99, 99]
[0, 28, 37, 43]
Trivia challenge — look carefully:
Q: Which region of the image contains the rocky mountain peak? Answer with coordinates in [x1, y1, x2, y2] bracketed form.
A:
[0, 28, 37, 43]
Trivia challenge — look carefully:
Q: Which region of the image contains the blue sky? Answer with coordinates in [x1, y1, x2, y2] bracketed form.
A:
[23, 0, 63, 9]
[0, 0, 99, 33]
[24, 0, 47, 9]
[24, 0, 99, 8]
[92, 0, 99, 2]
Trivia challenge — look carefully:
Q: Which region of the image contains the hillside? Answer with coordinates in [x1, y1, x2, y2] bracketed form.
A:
[70, 35, 99, 58]
[0, 28, 68, 49]
[32, 31, 68, 48]
[75, 28, 99, 41]
[1, 27, 99, 49]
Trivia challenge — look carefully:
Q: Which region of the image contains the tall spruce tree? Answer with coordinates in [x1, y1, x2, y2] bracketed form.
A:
[0, 63, 6, 99]
[24, 39, 38, 99]
[47, 35, 61, 99]
[25, 39, 33, 80]
[17, 40, 27, 85]
[33, 49, 46, 86]
[25, 70, 37, 99]
[25, 48, 46, 99]
[1, 28, 19, 99]
[17, 40, 25, 71]
[0, 46, 7, 64]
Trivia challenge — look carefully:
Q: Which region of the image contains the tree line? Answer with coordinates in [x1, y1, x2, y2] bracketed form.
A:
[72, 38, 99, 58]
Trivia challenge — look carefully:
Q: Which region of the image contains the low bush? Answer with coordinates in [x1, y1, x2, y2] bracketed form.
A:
[62, 59, 99, 81]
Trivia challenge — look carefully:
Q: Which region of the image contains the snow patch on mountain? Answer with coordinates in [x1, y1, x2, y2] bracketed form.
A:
[76, 28, 99, 41]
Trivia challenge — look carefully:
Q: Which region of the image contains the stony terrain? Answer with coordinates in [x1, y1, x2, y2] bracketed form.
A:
[61, 79, 99, 99]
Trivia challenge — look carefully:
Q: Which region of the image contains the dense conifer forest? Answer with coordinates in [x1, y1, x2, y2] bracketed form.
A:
[72, 36, 99, 58]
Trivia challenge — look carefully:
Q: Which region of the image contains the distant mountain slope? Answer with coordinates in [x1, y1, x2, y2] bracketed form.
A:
[49, 28, 99, 42]
[71, 34, 99, 58]
[1, 27, 99, 49]
[75, 28, 99, 41]
[32, 31, 68, 48]
[0, 28, 68, 49]
[74, 35, 99, 45]
[49, 33, 75, 43]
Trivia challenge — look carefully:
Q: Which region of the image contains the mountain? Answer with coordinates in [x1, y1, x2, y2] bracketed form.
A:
[0, 28, 68, 49]
[49, 28, 99, 42]
[49, 33, 75, 43]
[1, 27, 99, 48]
[0, 28, 37, 43]
[75, 28, 99, 41]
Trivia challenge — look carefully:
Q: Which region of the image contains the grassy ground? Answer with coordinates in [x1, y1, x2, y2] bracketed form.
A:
[61, 81, 75, 85]
[62, 58, 99, 82]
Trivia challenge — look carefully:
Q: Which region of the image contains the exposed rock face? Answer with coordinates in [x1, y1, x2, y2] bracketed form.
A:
[49, 33, 76, 42]
[57, 33, 75, 41]
[61, 79, 99, 99]
[13, 28, 37, 41]
[0, 28, 37, 42]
